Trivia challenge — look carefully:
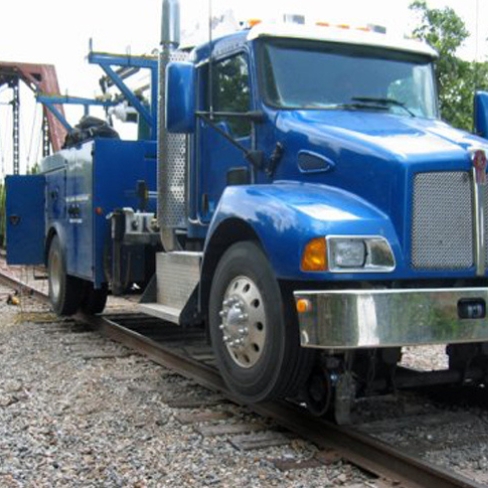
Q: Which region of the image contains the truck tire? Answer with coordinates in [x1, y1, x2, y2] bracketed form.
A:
[80, 282, 108, 315]
[209, 241, 314, 403]
[48, 235, 84, 316]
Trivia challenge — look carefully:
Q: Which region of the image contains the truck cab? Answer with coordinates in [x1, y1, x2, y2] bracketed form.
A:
[156, 19, 488, 420]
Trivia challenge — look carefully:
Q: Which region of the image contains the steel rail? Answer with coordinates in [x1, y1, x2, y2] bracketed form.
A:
[0, 268, 49, 303]
[87, 314, 482, 488]
[0, 270, 483, 488]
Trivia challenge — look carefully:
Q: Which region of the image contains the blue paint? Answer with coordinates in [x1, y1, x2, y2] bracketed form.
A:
[6, 175, 46, 265]
[8, 139, 157, 288]
[8, 28, 488, 295]
[166, 62, 196, 133]
[475, 91, 488, 139]
[193, 33, 488, 283]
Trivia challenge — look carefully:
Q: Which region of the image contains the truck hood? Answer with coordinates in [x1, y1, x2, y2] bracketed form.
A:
[274, 110, 488, 255]
[276, 110, 487, 163]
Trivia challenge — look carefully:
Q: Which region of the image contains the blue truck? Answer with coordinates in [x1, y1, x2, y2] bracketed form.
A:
[7, 0, 488, 421]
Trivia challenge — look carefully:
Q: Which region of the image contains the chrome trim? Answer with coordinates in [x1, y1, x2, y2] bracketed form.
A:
[411, 171, 473, 270]
[161, 0, 180, 47]
[472, 167, 486, 277]
[157, 47, 189, 252]
[156, 251, 201, 310]
[294, 287, 488, 349]
[326, 235, 395, 273]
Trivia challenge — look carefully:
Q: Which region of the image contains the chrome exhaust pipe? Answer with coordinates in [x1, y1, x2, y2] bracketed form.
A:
[158, 0, 185, 252]
[161, 0, 180, 47]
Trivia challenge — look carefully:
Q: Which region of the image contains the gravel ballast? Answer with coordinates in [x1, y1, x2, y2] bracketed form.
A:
[0, 286, 373, 487]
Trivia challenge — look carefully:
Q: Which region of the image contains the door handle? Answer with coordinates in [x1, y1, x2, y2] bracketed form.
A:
[68, 205, 80, 217]
[9, 215, 20, 226]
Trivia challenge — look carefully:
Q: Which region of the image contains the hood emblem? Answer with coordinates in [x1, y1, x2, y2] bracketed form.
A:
[472, 149, 487, 185]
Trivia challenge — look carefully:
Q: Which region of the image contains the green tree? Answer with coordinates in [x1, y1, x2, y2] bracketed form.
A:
[410, 0, 488, 131]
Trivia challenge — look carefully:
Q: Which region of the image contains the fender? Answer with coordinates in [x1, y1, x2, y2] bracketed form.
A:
[203, 181, 401, 282]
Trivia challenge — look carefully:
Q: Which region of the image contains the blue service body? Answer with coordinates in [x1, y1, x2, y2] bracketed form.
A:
[7, 138, 157, 288]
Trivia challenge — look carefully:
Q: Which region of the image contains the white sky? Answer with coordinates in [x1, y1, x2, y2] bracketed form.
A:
[0, 0, 486, 174]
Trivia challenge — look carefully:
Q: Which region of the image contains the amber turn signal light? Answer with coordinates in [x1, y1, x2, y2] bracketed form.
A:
[301, 237, 327, 271]
[296, 298, 312, 314]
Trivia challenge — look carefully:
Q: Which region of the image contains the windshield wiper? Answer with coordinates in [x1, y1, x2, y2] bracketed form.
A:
[351, 97, 416, 117]
[301, 102, 389, 111]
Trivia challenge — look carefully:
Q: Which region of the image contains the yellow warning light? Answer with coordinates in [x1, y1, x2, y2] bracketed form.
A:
[247, 19, 262, 28]
[296, 298, 313, 314]
[301, 237, 327, 272]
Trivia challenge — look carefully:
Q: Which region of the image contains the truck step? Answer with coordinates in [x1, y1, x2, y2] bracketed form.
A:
[138, 303, 181, 324]
[139, 251, 202, 324]
[156, 251, 202, 309]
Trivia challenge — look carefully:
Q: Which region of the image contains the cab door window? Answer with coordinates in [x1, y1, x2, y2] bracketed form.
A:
[211, 54, 251, 138]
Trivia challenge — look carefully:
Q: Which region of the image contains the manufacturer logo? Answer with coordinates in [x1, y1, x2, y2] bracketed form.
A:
[473, 149, 487, 185]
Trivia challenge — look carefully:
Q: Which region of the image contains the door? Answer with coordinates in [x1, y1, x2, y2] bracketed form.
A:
[6, 174, 46, 265]
[196, 53, 253, 223]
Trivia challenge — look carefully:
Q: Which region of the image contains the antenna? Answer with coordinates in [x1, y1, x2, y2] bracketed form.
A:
[208, 0, 214, 116]
[475, 0, 480, 90]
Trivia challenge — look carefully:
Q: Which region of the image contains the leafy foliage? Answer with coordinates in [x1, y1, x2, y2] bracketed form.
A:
[410, 0, 488, 131]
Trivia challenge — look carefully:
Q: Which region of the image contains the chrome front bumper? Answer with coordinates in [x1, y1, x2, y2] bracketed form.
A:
[294, 287, 488, 349]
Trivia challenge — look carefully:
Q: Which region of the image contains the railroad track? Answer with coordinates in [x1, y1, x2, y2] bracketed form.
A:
[0, 266, 484, 488]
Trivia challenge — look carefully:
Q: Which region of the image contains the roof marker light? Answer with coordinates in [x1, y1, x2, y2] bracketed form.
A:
[247, 19, 262, 28]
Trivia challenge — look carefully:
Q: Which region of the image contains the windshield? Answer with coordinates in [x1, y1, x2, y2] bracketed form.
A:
[258, 39, 438, 119]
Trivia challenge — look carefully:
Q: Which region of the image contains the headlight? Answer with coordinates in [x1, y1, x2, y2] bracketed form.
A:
[328, 236, 395, 272]
[329, 238, 366, 268]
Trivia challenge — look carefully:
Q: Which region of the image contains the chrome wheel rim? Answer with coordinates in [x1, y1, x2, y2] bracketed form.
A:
[49, 250, 62, 302]
[218, 276, 266, 369]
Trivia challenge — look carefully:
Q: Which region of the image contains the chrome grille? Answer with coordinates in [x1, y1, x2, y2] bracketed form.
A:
[412, 172, 473, 269]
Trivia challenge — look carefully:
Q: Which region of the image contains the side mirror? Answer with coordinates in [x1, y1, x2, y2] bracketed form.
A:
[166, 61, 196, 133]
[474, 91, 488, 139]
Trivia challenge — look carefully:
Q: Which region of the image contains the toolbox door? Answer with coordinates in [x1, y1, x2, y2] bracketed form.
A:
[6, 174, 46, 265]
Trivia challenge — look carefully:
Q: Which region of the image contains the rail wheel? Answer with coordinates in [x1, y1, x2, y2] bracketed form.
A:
[48, 235, 84, 316]
[209, 241, 314, 403]
[303, 367, 333, 417]
[80, 282, 108, 315]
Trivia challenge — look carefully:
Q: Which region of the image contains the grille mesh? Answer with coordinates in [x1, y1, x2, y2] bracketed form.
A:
[412, 172, 473, 269]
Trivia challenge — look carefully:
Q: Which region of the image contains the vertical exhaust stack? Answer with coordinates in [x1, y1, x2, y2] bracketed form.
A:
[161, 0, 180, 47]
[158, 0, 187, 252]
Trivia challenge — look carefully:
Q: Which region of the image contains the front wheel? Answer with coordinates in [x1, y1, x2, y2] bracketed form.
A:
[209, 241, 314, 403]
[48, 235, 84, 316]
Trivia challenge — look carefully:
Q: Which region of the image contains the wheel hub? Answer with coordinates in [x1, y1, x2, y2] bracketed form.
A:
[218, 276, 266, 368]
